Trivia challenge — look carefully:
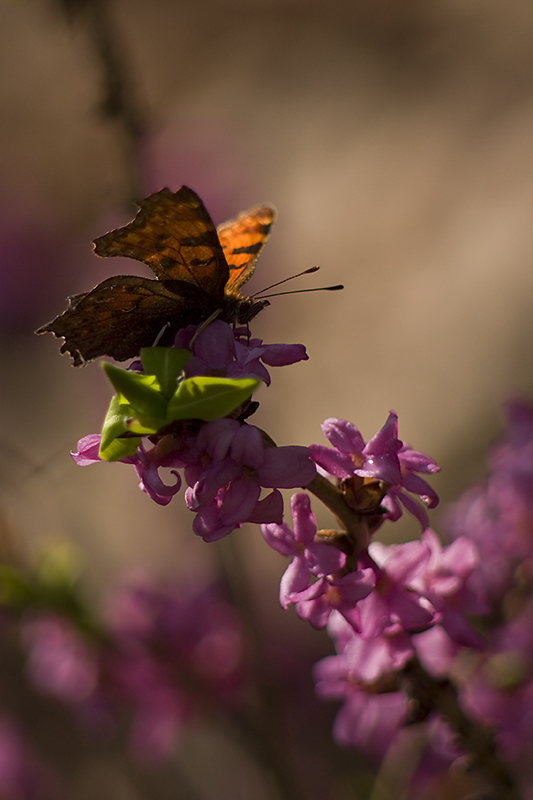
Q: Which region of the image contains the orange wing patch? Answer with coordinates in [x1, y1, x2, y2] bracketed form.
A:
[217, 204, 276, 293]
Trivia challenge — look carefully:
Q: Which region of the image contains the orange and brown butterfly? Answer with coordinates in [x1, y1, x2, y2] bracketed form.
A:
[36, 186, 276, 366]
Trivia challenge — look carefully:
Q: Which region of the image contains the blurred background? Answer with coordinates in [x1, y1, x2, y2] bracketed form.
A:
[1, 0, 533, 797]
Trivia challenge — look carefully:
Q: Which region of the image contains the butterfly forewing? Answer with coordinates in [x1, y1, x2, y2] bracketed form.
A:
[218, 204, 276, 293]
[94, 186, 228, 297]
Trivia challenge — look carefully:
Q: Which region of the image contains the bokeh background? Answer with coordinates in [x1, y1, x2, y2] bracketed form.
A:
[1, 0, 533, 797]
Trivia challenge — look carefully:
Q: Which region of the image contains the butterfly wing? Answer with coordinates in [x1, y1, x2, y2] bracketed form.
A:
[36, 276, 194, 366]
[37, 188, 275, 365]
[93, 186, 229, 299]
[217, 203, 276, 295]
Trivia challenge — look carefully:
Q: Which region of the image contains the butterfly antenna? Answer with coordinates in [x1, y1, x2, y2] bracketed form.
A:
[259, 284, 344, 298]
[253, 266, 321, 298]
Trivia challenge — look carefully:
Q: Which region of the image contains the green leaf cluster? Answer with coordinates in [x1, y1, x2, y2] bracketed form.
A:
[99, 347, 259, 461]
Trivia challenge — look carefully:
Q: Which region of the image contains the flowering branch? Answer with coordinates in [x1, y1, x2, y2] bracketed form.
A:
[306, 472, 374, 555]
[34, 178, 533, 798]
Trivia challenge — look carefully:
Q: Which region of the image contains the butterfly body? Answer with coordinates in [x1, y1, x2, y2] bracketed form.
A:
[37, 187, 275, 366]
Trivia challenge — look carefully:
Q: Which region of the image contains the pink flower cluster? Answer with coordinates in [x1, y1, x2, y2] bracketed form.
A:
[309, 413, 440, 529]
[445, 400, 533, 792]
[21, 575, 247, 761]
[64, 301, 533, 794]
[263, 493, 479, 765]
[260, 413, 467, 767]
[258, 399, 533, 796]
[72, 322, 316, 541]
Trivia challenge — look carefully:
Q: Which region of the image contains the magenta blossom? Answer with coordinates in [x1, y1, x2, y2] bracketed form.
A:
[71, 434, 101, 466]
[22, 615, 99, 705]
[20, 574, 249, 762]
[315, 613, 462, 774]
[73, 421, 315, 539]
[287, 572, 375, 631]
[184, 420, 316, 541]
[314, 612, 410, 760]
[71, 435, 182, 506]
[262, 493, 347, 597]
[309, 413, 440, 528]
[357, 540, 437, 638]
[326, 610, 415, 682]
[72, 320, 314, 532]
[313, 642, 409, 762]
[174, 320, 308, 386]
[409, 529, 487, 648]
[262, 494, 374, 630]
[107, 574, 246, 705]
[446, 398, 533, 603]
[381, 441, 441, 528]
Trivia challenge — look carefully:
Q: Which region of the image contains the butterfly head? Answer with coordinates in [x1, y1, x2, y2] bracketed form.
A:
[222, 294, 270, 325]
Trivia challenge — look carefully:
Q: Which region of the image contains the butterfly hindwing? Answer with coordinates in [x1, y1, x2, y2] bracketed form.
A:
[218, 204, 276, 293]
[37, 276, 193, 366]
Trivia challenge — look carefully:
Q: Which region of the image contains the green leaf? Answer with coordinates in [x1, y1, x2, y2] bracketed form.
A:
[102, 362, 168, 419]
[99, 395, 141, 461]
[101, 435, 142, 461]
[0, 565, 36, 607]
[167, 377, 259, 422]
[35, 542, 81, 591]
[141, 347, 191, 398]
[124, 417, 164, 435]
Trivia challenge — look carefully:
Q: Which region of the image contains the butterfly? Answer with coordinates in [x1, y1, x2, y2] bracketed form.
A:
[36, 186, 275, 366]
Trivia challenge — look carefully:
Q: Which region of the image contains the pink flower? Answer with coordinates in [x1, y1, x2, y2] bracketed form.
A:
[313, 644, 409, 762]
[262, 493, 347, 595]
[357, 540, 437, 638]
[309, 413, 440, 529]
[185, 421, 315, 541]
[411, 529, 487, 648]
[174, 320, 308, 387]
[22, 616, 99, 704]
[262, 494, 374, 629]
[74, 420, 315, 539]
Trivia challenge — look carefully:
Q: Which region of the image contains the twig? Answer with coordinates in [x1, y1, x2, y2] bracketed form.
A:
[57, 0, 146, 204]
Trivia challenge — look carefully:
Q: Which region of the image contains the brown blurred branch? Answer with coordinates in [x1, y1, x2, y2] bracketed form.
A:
[57, 0, 146, 204]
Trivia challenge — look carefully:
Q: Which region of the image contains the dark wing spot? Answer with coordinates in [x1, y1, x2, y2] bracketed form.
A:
[230, 242, 263, 256]
[190, 256, 217, 268]
[180, 233, 216, 247]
